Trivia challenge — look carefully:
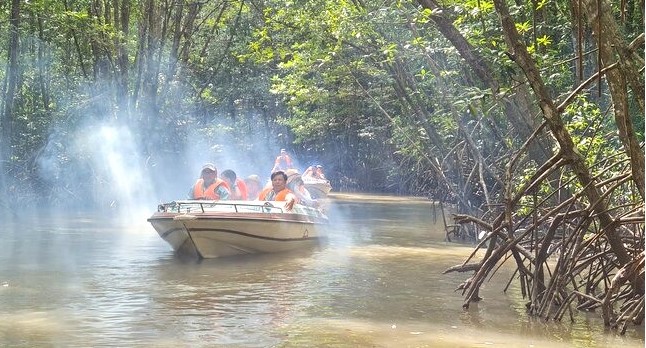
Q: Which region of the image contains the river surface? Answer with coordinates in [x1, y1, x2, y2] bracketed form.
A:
[0, 194, 643, 347]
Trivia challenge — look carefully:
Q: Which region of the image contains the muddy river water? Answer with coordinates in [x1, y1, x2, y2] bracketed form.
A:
[0, 194, 643, 347]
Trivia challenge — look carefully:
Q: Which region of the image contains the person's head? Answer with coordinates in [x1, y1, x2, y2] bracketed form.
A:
[245, 174, 261, 189]
[220, 169, 237, 186]
[280, 149, 287, 157]
[200, 163, 217, 181]
[270, 171, 288, 191]
[285, 170, 303, 189]
[244, 174, 260, 186]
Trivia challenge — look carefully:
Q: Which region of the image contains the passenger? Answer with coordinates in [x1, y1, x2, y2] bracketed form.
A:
[189, 163, 230, 200]
[285, 169, 318, 208]
[313, 165, 326, 180]
[271, 148, 294, 173]
[244, 174, 263, 201]
[220, 169, 248, 200]
[303, 164, 325, 180]
[257, 170, 298, 210]
[302, 165, 315, 179]
[304, 164, 327, 181]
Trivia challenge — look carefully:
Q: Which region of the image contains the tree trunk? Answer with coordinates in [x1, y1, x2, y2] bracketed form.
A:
[491, 0, 633, 269]
[576, 0, 645, 199]
[63, 0, 89, 80]
[168, 0, 184, 80]
[114, 0, 131, 117]
[1, 0, 21, 173]
[417, 0, 555, 168]
[140, 0, 162, 127]
[36, 12, 50, 112]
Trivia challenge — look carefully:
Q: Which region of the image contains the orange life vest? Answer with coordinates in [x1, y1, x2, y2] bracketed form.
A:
[274, 155, 293, 170]
[233, 178, 248, 200]
[258, 187, 295, 202]
[193, 178, 228, 200]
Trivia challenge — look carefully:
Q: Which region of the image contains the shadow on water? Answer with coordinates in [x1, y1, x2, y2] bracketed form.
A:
[0, 195, 643, 347]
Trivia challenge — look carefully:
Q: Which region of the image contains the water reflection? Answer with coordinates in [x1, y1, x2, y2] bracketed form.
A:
[0, 195, 643, 347]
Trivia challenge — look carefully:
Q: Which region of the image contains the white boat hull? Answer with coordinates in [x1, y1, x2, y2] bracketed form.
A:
[148, 200, 328, 259]
[303, 179, 332, 199]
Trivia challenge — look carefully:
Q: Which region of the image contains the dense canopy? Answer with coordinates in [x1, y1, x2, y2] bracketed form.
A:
[0, 0, 643, 335]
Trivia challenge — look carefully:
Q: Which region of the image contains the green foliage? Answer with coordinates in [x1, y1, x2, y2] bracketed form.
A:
[0, 0, 642, 204]
[563, 94, 625, 170]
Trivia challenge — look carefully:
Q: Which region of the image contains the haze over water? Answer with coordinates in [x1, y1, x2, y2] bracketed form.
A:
[0, 194, 643, 347]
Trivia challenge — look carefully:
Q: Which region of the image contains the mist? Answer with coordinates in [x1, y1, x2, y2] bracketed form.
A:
[24, 106, 313, 222]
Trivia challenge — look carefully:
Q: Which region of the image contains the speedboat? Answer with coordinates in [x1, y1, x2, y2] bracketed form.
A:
[303, 178, 332, 199]
[148, 200, 329, 259]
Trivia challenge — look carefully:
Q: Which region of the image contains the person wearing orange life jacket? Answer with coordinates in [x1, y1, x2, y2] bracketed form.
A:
[257, 170, 298, 210]
[271, 149, 294, 173]
[189, 163, 230, 200]
[220, 169, 248, 200]
[244, 174, 263, 201]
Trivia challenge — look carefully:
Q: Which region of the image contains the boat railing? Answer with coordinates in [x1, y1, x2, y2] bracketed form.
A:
[157, 200, 328, 219]
[158, 200, 288, 214]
